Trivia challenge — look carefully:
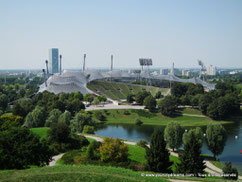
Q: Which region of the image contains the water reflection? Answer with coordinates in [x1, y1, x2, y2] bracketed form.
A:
[96, 122, 242, 172]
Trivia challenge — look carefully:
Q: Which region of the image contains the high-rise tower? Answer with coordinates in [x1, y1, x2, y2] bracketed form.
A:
[49, 48, 59, 74]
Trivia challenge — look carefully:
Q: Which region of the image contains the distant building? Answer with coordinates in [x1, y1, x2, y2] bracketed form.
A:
[49, 48, 59, 74]
[206, 64, 216, 75]
[182, 70, 191, 77]
[160, 69, 169, 75]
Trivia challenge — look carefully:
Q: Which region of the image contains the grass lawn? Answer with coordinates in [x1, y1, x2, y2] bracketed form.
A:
[0, 165, 169, 182]
[90, 109, 231, 126]
[30, 127, 49, 139]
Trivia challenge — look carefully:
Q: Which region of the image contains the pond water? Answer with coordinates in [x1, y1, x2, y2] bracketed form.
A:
[95, 122, 242, 172]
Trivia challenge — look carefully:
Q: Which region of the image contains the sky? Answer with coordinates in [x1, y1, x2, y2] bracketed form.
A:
[0, 0, 242, 69]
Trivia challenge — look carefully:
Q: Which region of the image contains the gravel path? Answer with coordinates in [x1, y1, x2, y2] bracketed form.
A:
[85, 103, 145, 111]
[49, 153, 64, 166]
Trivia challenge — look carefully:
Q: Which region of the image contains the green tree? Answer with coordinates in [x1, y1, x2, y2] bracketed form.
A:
[0, 127, 53, 169]
[158, 96, 178, 116]
[183, 127, 204, 147]
[155, 91, 163, 99]
[67, 99, 85, 115]
[58, 111, 72, 125]
[222, 162, 238, 180]
[93, 97, 100, 106]
[143, 95, 157, 112]
[70, 112, 94, 133]
[84, 93, 94, 104]
[12, 98, 33, 117]
[206, 124, 227, 159]
[135, 91, 150, 105]
[177, 128, 206, 176]
[0, 93, 8, 111]
[74, 91, 83, 100]
[99, 137, 129, 162]
[126, 93, 134, 103]
[198, 94, 212, 115]
[0, 115, 23, 131]
[146, 129, 173, 173]
[164, 121, 183, 151]
[23, 105, 46, 128]
[45, 109, 62, 127]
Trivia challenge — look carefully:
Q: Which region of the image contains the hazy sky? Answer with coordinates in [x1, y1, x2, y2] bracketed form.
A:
[0, 0, 242, 69]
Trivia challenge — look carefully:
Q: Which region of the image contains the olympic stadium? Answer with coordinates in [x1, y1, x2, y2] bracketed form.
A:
[39, 69, 216, 97]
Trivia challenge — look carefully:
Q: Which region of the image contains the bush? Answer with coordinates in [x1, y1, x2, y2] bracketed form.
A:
[136, 140, 148, 148]
[222, 162, 238, 180]
[99, 137, 129, 163]
[123, 110, 130, 115]
[86, 141, 101, 160]
[94, 111, 106, 121]
[82, 125, 95, 134]
[0, 115, 23, 131]
[135, 119, 143, 126]
[133, 163, 146, 171]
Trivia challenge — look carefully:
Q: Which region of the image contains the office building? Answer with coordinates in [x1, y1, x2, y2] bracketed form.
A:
[206, 64, 216, 75]
[49, 48, 59, 74]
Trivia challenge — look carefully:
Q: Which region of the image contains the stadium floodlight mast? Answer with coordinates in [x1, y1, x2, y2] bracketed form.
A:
[59, 54, 62, 75]
[83, 54, 86, 72]
[139, 58, 153, 86]
[45, 60, 49, 78]
[42, 69, 47, 87]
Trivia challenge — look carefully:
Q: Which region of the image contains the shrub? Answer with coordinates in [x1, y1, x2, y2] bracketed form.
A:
[0, 115, 23, 131]
[136, 140, 148, 148]
[86, 141, 101, 160]
[82, 125, 95, 134]
[222, 162, 238, 180]
[135, 119, 143, 126]
[94, 111, 106, 121]
[99, 137, 129, 163]
[123, 110, 130, 115]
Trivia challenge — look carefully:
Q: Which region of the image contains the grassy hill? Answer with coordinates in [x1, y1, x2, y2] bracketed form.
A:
[0, 165, 169, 182]
[87, 80, 170, 100]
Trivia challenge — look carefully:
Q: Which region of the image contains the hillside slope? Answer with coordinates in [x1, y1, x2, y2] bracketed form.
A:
[0, 165, 169, 182]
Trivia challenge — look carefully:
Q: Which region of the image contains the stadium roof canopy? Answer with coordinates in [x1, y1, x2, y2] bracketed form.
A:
[39, 69, 216, 95]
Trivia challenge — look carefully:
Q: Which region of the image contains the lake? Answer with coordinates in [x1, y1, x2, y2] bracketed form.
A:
[95, 122, 242, 172]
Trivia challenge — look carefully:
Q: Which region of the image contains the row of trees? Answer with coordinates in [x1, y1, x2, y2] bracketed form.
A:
[146, 123, 236, 178]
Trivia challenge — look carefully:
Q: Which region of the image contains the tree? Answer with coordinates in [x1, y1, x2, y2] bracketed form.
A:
[155, 91, 163, 99]
[0, 127, 53, 169]
[74, 91, 83, 101]
[183, 127, 204, 147]
[126, 93, 134, 103]
[222, 162, 238, 180]
[198, 94, 212, 115]
[177, 128, 206, 176]
[93, 97, 100, 106]
[84, 93, 94, 104]
[45, 109, 62, 127]
[58, 111, 72, 125]
[146, 129, 173, 173]
[171, 83, 188, 97]
[70, 112, 94, 133]
[0, 115, 23, 131]
[0, 93, 8, 111]
[143, 95, 157, 112]
[158, 96, 178, 116]
[135, 91, 150, 105]
[99, 137, 129, 162]
[12, 98, 33, 117]
[47, 123, 84, 153]
[206, 124, 227, 159]
[82, 125, 95, 134]
[67, 99, 85, 115]
[23, 105, 46, 128]
[164, 121, 183, 151]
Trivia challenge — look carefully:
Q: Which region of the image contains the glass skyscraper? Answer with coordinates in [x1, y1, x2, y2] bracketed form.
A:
[49, 48, 59, 74]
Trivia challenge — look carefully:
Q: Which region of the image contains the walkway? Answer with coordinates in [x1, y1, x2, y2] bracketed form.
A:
[85, 103, 145, 111]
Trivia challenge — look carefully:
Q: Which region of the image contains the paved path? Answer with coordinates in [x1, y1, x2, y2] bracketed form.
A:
[49, 153, 64, 166]
[85, 103, 145, 111]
